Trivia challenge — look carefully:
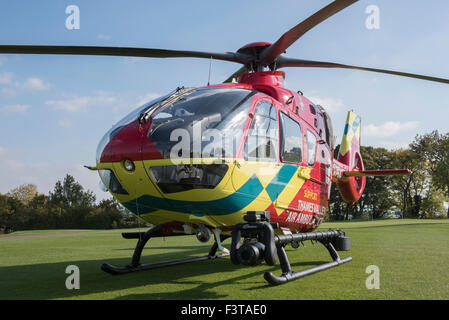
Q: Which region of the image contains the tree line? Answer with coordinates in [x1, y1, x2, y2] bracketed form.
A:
[0, 175, 140, 233]
[329, 131, 449, 220]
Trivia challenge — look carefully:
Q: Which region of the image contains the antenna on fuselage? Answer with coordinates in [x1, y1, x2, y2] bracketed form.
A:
[207, 56, 213, 86]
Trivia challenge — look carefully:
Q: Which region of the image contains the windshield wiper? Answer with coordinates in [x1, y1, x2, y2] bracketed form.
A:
[139, 86, 197, 124]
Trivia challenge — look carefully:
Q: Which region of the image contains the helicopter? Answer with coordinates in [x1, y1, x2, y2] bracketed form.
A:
[1, 0, 447, 285]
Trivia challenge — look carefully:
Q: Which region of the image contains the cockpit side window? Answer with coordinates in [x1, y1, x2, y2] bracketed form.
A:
[244, 101, 278, 162]
[307, 130, 317, 166]
[280, 112, 302, 164]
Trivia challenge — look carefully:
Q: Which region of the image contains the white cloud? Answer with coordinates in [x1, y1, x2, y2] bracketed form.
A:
[1, 87, 16, 95]
[0, 72, 13, 84]
[23, 77, 51, 90]
[363, 121, 419, 138]
[308, 96, 346, 113]
[47, 96, 91, 112]
[46, 92, 117, 112]
[1, 104, 31, 113]
[0, 73, 51, 91]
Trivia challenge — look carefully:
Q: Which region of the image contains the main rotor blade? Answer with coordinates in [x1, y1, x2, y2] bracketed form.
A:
[276, 56, 449, 85]
[223, 66, 249, 83]
[260, 0, 358, 66]
[0, 45, 251, 65]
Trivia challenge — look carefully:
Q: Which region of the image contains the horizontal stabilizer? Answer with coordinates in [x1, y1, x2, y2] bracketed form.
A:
[83, 165, 98, 171]
[343, 169, 411, 177]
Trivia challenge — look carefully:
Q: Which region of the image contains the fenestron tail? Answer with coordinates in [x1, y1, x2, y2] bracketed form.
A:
[333, 111, 410, 204]
[333, 111, 365, 204]
[337, 111, 362, 168]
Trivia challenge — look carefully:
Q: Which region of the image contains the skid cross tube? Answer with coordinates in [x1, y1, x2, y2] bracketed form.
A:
[101, 226, 230, 275]
[263, 229, 352, 285]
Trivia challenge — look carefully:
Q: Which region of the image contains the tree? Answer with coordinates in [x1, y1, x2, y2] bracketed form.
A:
[49, 175, 96, 209]
[411, 131, 449, 197]
[7, 184, 38, 205]
[359, 146, 396, 219]
[1, 174, 139, 231]
[409, 132, 449, 217]
[0, 193, 14, 232]
[390, 149, 429, 218]
[421, 187, 447, 218]
[87, 198, 124, 229]
[48, 174, 96, 228]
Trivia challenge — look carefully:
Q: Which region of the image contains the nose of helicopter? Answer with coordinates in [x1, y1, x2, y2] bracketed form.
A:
[95, 120, 145, 195]
[97, 120, 143, 165]
[95, 116, 166, 199]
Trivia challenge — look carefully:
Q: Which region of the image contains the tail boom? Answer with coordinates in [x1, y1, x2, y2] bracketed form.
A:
[343, 169, 411, 177]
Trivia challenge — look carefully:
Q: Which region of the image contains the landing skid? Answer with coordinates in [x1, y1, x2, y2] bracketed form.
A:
[264, 239, 352, 285]
[101, 226, 230, 275]
[101, 214, 352, 286]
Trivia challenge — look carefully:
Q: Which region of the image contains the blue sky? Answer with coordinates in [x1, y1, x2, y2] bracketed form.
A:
[0, 0, 448, 200]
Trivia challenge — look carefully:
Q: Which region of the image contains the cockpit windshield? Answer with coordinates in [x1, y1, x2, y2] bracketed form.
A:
[149, 87, 254, 159]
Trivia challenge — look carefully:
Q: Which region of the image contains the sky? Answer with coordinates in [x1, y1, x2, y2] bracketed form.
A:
[0, 0, 448, 201]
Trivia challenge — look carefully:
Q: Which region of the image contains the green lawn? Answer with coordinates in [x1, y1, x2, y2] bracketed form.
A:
[0, 219, 448, 300]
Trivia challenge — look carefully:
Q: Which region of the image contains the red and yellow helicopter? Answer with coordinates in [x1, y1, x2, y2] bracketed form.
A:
[2, 0, 448, 285]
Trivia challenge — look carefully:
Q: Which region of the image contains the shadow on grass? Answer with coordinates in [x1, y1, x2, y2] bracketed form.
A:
[0, 244, 233, 300]
[0, 241, 338, 300]
[111, 259, 332, 300]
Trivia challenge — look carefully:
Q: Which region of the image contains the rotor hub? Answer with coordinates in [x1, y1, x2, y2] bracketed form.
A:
[237, 70, 285, 87]
[237, 42, 274, 72]
[237, 42, 272, 55]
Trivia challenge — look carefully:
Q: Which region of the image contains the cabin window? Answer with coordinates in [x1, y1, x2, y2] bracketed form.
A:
[245, 101, 278, 161]
[322, 111, 334, 149]
[280, 112, 302, 164]
[307, 130, 317, 166]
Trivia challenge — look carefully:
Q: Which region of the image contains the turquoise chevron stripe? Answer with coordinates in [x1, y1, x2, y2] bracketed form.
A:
[265, 164, 298, 202]
[123, 173, 264, 216]
[352, 116, 361, 133]
[121, 202, 157, 215]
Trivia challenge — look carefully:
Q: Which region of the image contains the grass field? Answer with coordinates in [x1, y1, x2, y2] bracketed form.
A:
[1, 219, 448, 300]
